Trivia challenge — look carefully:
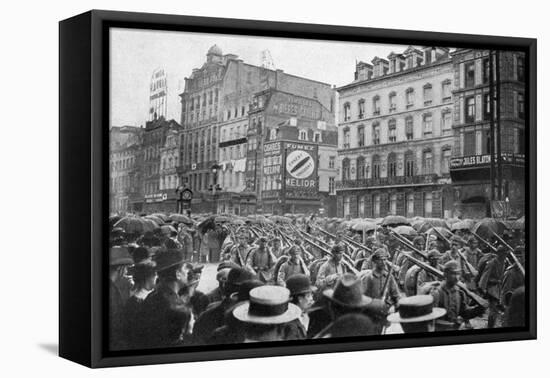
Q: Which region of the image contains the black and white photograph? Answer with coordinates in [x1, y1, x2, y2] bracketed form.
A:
[107, 26, 529, 352]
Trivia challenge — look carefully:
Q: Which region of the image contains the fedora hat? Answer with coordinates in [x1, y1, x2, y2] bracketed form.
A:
[233, 285, 301, 325]
[323, 273, 373, 308]
[387, 295, 446, 323]
[154, 249, 186, 272]
[110, 246, 133, 266]
[285, 274, 316, 297]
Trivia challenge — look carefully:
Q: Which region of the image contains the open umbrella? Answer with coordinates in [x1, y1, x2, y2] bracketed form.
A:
[451, 219, 475, 231]
[472, 218, 506, 239]
[414, 218, 450, 233]
[109, 215, 122, 229]
[144, 215, 165, 225]
[426, 226, 453, 239]
[271, 215, 292, 224]
[160, 225, 177, 235]
[169, 213, 194, 225]
[510, 216, 525, 230]
[382, 215, 410, 227]
[151, 213, 170, 223]
[393, 225, 417, 236]
[114, 217, 153, 234]
[352, 220, 377, 232]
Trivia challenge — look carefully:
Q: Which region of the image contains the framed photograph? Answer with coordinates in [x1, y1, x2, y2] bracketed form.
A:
[59, 10, 536, 368]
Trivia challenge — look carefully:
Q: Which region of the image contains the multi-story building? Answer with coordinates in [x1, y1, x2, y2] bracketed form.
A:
[109, 126, 143, 213]
[179, 45, 336, 214]
[141, 116, 182, 213]
[449, 49, 526, 218]
[336, 46, 455, 219]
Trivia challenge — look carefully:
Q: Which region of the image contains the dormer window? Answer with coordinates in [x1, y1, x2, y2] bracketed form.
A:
[299, 130, 308, 141]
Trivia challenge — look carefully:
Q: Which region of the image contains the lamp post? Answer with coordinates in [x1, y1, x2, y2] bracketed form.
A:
[211, 163, 222, 214]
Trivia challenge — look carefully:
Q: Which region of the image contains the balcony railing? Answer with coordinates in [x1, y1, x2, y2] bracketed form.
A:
[335, 174, 439, 189]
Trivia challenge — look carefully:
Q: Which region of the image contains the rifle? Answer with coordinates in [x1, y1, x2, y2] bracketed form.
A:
[428, 225, 479, 278]
[313, 226, 372, 255]
[489, 230, 525, 277]
[401, 253, 488, 308]
[301, 236, 359, 276]
[300, 228, 354, 266]
[389, 230, 428, 260]
[380, 250, 401, 302]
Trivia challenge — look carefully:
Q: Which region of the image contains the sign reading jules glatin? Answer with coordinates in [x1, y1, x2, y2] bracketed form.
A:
[284, 142, 318, 197]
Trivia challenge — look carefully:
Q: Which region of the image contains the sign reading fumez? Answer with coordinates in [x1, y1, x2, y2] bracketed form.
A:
[286, 150, 315, 179]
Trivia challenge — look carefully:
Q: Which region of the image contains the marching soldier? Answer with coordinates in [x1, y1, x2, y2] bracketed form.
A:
[478, 245, 508, 328]
[246, 236, 277, 282]
[224, 228, 251, 267]
[277, 245, 310, 286]
[430, 261, 485, 331]
[416, 249, 443, 292]
[270, 237, 284, 259]
[361, 248, 401, 305]
[315, 244, 346, 290]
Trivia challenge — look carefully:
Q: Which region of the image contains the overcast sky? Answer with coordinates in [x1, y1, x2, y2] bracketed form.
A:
[110, 28, 417, 127]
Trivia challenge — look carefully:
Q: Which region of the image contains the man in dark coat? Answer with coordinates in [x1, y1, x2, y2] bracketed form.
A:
[478, 245, 508, 328]
[283, 274, 316, 340]
[192, 267, 255, 345]
[140, 250, 193, 348]
[109, 246, 134, 350]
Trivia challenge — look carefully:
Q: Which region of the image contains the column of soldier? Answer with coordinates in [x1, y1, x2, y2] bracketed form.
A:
[109, 216, 526, 350]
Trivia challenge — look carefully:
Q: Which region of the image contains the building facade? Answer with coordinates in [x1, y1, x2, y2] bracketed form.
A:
[449, 49, 526, 218]
[336, 46, 455, 219]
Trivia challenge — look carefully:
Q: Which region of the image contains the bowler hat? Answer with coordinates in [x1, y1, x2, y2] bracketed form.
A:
[110, 246, 134, 266]
[285, 274, 316, 297]
[233, 285, 301, 325]
[154, 249, 186, 272]
[387, 295, 446, 323]
[323, 274, 373, 308]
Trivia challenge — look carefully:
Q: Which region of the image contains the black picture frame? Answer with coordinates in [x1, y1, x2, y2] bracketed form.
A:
[59, 9, 537, 368]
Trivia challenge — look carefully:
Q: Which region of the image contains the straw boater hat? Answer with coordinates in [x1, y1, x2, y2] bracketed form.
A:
[387, 295, 446, 323]
[233, 286, 302, 325]
[323, 274, 373, 308]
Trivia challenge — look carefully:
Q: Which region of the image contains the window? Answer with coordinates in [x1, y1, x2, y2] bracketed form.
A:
[406, 117, 414, 140]
[372, 123, 380, 145]
[406, 193, 415, 217]
[314, 132, 321, 142]
[483, 58, 490, 84]
[373, 194, 381, 217]
[299, 130, 307, 141]
[344, 196, 351, 218]
[329, 156, 336, 169]
[464, 131, 476, 156]
[343, 128, 351, 148]
[343, 103, 351, 121]
[241, 106, 246, 116]
[358, 99, 365, 119]
[388, 119, 397, 142]
[423, 113, 433, 136]
[406, 88, 415, 107]
[442, 110, 452, 131]
[517, 56, 525, 81]
[373, 96, 380, 115]
[389, 194, 397, 215]
[372, 155, 381, 179]
[387, 153, 397, 177]
[342, 159, 350, 180]
[483, 93, 491, 121]
[357, 157, 365, 179]
[465, 62, 475, 87]
[465, 96, 476, 123]
[389, 92, 397, 111]
[329, 177, 336, 194]
[424, 192, 433, 217]
[518, 93, 525, 119]
[359, 196, 365, 217]
[441, 148, 451, 174]
[358, 126, 365, 147]
[423, 150, 433, 174]
[423, 84, 433, 105]
[405, 151, 415, 177]
[517, 128, 525, 154]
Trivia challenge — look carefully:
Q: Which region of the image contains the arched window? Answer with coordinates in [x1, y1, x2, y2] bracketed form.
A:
[343, 127, 351, 148]
[387, 152, 397, 177]
[405, 116, 414, 140]
[270, 128, 277, 140]
[342, 158, 350, 180]
[372, 155, 381, 179]
[423, 83, 433, 105]
[357, 156, 365, 179]
[357, 125, 365, 147]
[388, 91, 397, 112]
[372, 122, 380, 145]
[343, 102, 351, 121]
[423, 149, 433, 174]
[358, 99, 365, 119]
[388, 119, 397, 142]
[372, 95, 381, 115]
[406, 87, 415, 107]
[405, 150, 415, 177]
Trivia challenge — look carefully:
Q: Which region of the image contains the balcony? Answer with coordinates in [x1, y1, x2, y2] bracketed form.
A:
[335, 174, 439, 190]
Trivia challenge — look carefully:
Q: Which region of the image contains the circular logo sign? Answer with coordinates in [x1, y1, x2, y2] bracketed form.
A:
[286, 150, 315, 179]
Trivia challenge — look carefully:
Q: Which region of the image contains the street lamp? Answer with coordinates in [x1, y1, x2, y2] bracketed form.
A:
[211, 163, 222, 214]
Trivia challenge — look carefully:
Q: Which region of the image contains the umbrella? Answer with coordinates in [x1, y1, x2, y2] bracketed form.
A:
[414, 218, 450, 233]
[142, 218, 161, 232]
[161, 225, 177, 235]
[271, 215, 292, 224]
[471, 218, 506, 239]
[114, 217, 155, 234]
[393, 225, 417, 236]
[109, 215, 122, 229]
[446, 218, 461, 225]
[144, 215, 165, 225]
[382, 215, 410, 227]
[352, 221, 377, 232]
[426, 226, 453, 239]
[451, 219, 475, 231]
[151, 213, 170, 223]
[169, 213, 194, 225]
[510, 216, 525, 230]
